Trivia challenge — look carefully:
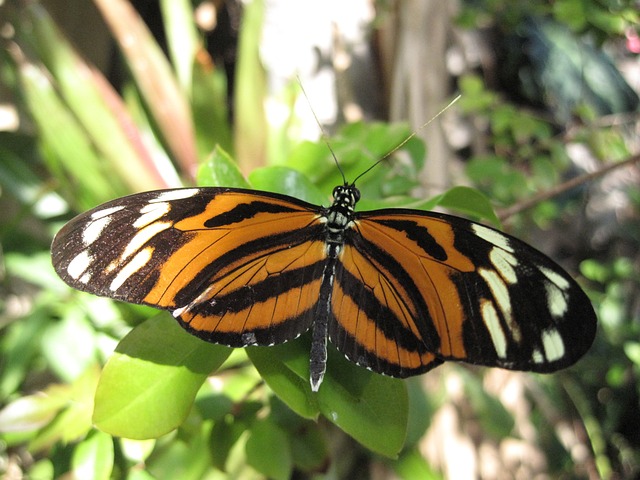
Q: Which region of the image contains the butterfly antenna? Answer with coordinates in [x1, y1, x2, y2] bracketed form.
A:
[297, 77, 348, 185]
[352, 94, 462, 185]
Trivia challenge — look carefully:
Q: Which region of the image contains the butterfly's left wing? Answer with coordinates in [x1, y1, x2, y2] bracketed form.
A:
[52, 187, 329, 347]
[328, 209, 596, 377]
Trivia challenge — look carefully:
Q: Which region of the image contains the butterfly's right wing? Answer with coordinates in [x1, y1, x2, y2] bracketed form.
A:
[328, 209, 596, 378]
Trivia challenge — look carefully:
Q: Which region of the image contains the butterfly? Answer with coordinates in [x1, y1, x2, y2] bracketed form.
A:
[51, 182, 597, 391]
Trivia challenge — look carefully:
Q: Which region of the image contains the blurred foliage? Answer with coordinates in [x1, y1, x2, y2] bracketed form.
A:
[0, 0, 639, 479]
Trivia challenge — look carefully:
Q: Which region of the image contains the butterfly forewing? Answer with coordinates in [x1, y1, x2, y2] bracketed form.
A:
[52, 188, 328, 347]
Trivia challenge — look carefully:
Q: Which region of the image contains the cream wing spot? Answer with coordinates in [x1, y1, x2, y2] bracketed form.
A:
[538, 265, 571, 291]
[480, 299, 508, 358]
[489, 248, 518, 284]
[478, 267, 521, 341]
[67, 250, 93, 282]
[545, 282, 569, 318]
[541, 328, 565, 362]
[82, 216, 112, 245]
[133, 202, 171, 228]
[472, 224, 515, 253]
[109, 247, 153, 292]
[121, 221, 172, 260]
[479, 269, 510, 317]
[90, 206, 124, 220]
[532, 348, 544, 364]
[151, 188, 200, 203]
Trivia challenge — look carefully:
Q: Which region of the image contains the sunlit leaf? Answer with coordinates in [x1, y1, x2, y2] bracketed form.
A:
[93, 315, 230, 439]
[71, 430, 114, 480]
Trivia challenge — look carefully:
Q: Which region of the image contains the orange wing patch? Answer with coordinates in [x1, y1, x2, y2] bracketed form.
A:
[354, 214, 475, 359]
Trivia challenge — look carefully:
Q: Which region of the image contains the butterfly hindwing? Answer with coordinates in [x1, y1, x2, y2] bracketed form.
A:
[329, 228, 445, 378]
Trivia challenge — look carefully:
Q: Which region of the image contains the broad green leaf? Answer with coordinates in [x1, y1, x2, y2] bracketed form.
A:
[27, 460, 54, 480]
[288, 419, 328, 472]
[435, 186, 501, 227]
[0, 307, 50, 398]
[120, 438, 156, 464]
[246, 418, 293, 480]
[71, 430, 114, 480]
[144, 422, 213, 480]
[404, 378, 435, 447]
[390, 447, 441, 480]
[249, 166, 326, 205]
[247, 340, 319, 420]
[209, 408, 254, 471]
[318, 347, 408, 458]
[253, 338, 408, 456]
[0, 392, 68, 434]
[41, 307, 98, 382]
[93, 315, 231, 439]
[197, 146, 250, 188]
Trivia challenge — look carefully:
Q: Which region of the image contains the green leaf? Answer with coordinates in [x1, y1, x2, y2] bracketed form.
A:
[197, 146, 250, 188]
[434, 186, 501, 227]
[253, 338, 408, 457]
[71, 430, 114, 480]
[41, 307, 98, 382]
[288, 420, 328, 472]
[209, 408, 255, 471]
[144, 422, 213, 479]
[26, 367, 99, 452]
[16, 58, 119, 209]
[413, 187, 501, 227]
[404, 378, 435, 447]
[93, 314, 231, 439]
[318, 347, 408, 458]
[247, 340, 320, 420]
[390, 447, 442, 479]
[0, 391, 68, 434]
[249, 166, 326, 205]
[246, 418, 293, 480]
[191, 64, 233, 157]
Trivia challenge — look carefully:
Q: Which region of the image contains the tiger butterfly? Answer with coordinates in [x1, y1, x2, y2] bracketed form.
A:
[51, 182, 597, 391]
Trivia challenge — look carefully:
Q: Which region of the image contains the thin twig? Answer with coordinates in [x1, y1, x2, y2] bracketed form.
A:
[497, 153, 640, 222]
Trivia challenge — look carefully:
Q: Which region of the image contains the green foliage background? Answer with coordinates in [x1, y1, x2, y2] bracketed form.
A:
[1, 0, 639, 479]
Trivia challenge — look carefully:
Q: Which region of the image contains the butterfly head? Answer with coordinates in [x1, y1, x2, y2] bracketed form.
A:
[331, 184, 360, 212]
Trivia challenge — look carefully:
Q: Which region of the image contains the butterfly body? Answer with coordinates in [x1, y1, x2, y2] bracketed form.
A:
[52, 185, 597, 391]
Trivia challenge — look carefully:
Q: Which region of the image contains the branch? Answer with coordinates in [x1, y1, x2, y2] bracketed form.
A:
[497, 153, 640, 222]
